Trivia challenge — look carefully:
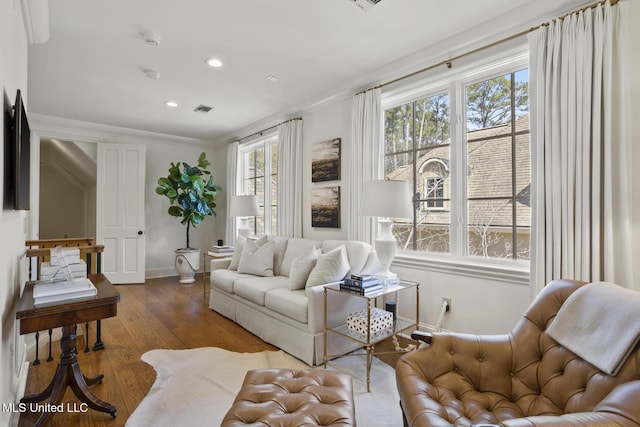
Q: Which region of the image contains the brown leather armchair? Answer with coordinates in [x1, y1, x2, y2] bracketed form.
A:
[396, 279, 640, 426]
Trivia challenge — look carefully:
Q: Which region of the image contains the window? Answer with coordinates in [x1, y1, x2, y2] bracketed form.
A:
[383, 55, 530, 262]
[423, 176, 444, 210]
[238, 134, 278, 236]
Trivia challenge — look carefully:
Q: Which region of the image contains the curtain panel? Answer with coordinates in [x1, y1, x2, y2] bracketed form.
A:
[348, 88, 382, 243]
[529, 0, 631, 298]
[225, 141, 239, 246]
[277, 119, 303, 238]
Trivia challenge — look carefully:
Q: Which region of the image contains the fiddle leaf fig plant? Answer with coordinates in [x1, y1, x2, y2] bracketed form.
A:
[155, 152, 222, 249]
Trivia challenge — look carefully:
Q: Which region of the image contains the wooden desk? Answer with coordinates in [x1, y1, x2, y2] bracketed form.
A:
[16, 274, 120, 426]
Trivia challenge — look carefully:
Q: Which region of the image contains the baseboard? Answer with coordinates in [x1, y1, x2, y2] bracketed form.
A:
[10, 360, 30, 427]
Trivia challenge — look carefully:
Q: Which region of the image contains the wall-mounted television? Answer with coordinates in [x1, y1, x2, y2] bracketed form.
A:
[11, 89, 31, 210]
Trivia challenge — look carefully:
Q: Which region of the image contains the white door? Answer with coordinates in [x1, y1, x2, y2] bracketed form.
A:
[96, 143, 146, 283]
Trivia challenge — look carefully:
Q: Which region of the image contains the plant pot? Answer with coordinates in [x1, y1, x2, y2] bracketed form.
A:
[175, 248, 201, 284]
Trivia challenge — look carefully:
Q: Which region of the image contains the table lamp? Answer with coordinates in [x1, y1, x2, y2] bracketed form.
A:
[229, 195, 259, 238]
[360, 180, 412, 281]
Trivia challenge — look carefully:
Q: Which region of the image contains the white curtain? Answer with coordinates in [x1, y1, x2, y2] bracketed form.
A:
[225, 141, 239, 246]
[349, 88, 382, 243]
[277, 119, 303, 237]
[529, 1, 631, 299]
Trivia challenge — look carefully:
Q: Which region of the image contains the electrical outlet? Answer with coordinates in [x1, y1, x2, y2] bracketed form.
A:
[442, 297, 452, 312]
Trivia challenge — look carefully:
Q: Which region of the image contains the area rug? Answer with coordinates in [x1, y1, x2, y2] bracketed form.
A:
[126, 347, 402, 426]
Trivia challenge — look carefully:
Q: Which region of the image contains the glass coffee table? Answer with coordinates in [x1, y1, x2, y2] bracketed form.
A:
[323, 279, 419, 391]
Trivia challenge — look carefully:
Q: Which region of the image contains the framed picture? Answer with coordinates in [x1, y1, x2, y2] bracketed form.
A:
[311, 138, 341, 182]
[311, 186, 340, 228]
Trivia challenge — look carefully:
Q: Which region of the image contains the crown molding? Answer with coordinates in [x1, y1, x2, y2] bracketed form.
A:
[30, 113, 214, 148]
[20, 0, 50, 44]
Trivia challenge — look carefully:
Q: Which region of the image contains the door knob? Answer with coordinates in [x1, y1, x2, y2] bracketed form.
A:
[138, 230, 144, 235]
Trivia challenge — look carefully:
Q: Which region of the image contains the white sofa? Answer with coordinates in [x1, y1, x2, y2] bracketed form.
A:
[208, 236, 381, 366]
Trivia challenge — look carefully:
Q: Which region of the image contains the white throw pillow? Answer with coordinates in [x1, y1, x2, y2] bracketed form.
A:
[280, 238, 321, 277]
[237, 238, 275, 277]
[305, 245, 350, 293]
[288, 248, 320, 291]
[228, 236, 246, 271]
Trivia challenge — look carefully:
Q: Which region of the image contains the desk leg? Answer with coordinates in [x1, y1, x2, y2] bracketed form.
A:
[21, 325, 116, 425]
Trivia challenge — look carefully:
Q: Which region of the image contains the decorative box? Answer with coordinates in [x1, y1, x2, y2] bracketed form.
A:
[346, 307, 393, 336]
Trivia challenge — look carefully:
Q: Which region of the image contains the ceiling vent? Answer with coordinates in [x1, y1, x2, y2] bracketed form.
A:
[347, 0, 382, 11]
[193, 104, 213, 114]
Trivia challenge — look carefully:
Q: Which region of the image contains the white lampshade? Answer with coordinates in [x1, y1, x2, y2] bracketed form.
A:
[230, 195, 259, 238]
[229, 195, 259, 217]
[360, 180, 412, 283]
[360, 180, 412, 218]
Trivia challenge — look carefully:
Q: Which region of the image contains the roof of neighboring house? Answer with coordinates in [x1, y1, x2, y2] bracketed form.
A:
[386, 114, 531, 228]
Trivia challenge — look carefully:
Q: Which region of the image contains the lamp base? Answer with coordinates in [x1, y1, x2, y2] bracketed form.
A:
[374, 219, 400, 285]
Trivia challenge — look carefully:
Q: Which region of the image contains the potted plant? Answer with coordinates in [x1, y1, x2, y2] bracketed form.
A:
[155, 152, 222, 284]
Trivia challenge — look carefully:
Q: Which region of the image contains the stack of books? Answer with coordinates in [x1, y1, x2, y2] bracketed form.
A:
[33, 277, 97, 306]
[208, 245, 234, 255]
[340, 274, 383, 295]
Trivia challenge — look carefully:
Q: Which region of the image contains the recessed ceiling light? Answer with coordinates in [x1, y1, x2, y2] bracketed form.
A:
[205, 58, 223, 68]
[266, 74, 279, 82]
[165, 101, 178, 108]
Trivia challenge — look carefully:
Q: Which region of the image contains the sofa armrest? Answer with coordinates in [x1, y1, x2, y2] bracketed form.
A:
[210, 258, 232, 271]
[307, 283, 367, 334]
[397, 332, 513, 427]
[592, 380, 640, 425]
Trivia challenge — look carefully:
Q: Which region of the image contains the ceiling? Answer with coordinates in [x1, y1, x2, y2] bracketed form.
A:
[26, 0, 586, 143]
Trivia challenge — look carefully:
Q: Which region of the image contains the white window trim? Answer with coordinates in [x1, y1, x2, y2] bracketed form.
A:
[381, 50, 531, 282]
[237, 132, 278, 236]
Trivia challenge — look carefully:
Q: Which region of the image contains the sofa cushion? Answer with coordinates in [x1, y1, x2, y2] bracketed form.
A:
[238, 238, 274, 277]
[211, 269, 255, 294]
[306, 245, 350, 295]
[234, 276, 289, 306]
[321, 240, 372, 276]
[280, 238, 321, 277]
[288, 248, 320, 291]
[268, 236, 289, 277]
[265, 288, 308, 323]
[228, 236, 246, 271]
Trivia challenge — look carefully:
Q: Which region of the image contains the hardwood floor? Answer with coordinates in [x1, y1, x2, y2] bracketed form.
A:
[18, 275, 402, 427]
[18, 275, 277, 427]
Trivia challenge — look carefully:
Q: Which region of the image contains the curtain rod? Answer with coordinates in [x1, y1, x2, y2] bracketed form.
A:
[356, 0, 618, 95]
[231, 117, 303, 144]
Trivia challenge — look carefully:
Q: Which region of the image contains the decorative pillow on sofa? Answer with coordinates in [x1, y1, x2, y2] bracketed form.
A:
[228, 236, 246, 271]
[305, 245, 350, 293]
[288, 248, 320, 291]
[237, 236, 274, 277]
[280, 238, 321, 277]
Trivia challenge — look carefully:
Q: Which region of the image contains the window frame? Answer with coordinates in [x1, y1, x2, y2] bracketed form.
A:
[237, 132, 278, 236]
[381, 50, 530, 275]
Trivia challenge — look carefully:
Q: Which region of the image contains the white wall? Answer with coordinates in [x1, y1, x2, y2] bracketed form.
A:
[30, 115, 223, 279]
[0, 0, 30, 423]
[628, 0, 640, 294]
[302, 98, 352, 241]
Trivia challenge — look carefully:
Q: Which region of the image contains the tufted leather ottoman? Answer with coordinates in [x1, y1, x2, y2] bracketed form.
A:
[221, 368, 355, 426]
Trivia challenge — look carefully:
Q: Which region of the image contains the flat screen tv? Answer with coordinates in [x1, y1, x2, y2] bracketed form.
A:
[11, 89, 31, 210]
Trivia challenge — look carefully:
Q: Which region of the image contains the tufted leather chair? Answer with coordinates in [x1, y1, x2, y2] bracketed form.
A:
[396, 279, 640, 426]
